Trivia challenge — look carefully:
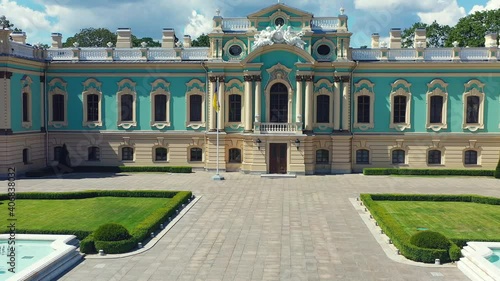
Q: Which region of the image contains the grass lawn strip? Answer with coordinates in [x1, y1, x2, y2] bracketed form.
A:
[0, 197, 170, 232]
[377, 201, 500, 241]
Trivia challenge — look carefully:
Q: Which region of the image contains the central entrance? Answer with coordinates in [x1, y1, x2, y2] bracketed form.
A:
[269, 143, 287, 174]
[269, 83, 288, 123]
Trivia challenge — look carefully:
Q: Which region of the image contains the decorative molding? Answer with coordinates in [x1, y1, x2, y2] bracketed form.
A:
[48, 78, 68, 128]
[20, 75, 33, 129]
[82, 78, 103, 128]
[426, 79, 448, 132]
[353, 79, 375, 131]
[389, 79, 412, 132]
[185, 79, 206, 130]
[313, 78, 334, 128]
[223, 37, 248, 61]
[116, 79, 137, 129]
[150, 79, 171, 129]
[312, 37, 336, 61]
[462, 79, 485, 132]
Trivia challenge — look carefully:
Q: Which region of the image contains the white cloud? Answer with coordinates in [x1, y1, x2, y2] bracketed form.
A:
[417, 1, 466, 26]
[0, 0, 52, 43]
[184, 10, 212, 39]
[470, 0, 500, 14]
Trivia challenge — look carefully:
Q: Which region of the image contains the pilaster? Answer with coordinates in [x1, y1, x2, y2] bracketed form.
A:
[304, 75, 314, 132]
[244, 75, 254, 132]
[341, 76, 351, 131]
[333, 76, 341, 131]
[0, 71, 12, 131]
[254, 75, 262, 123]
[295, 75, 304, 124]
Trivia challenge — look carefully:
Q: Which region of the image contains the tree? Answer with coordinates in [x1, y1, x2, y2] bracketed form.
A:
[131, 35, 161, 47]
[63, 28, 117, 47]
[1, 15, 22, 31]
[192, 34, 210, 47]
[402, 21, 451, 48]
[446, 9, 500, 47]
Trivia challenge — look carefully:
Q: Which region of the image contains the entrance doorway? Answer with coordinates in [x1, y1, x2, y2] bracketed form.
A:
[269, 143, 287, 174]
[269, 83, 288, 123]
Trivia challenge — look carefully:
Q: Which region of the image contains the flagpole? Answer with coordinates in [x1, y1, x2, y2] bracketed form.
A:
[212, 76, 224, 181]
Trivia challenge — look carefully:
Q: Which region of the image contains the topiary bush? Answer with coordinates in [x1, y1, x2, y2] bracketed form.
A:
[449, 243, 462, 261]
[410, 231, 450, 250]
[93, 223, 131, 242]
[495, 157, 500, 179]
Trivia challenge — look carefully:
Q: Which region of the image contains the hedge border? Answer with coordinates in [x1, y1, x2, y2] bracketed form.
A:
[363, 168, 494, 177]
[0, 190, 192, 254]
[25, 166, 192, 177]
[360, 193, 500, 263]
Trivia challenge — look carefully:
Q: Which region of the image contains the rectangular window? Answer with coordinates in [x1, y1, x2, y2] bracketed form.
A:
[228, 95, 242, 122]
[393, 96, 406, 123]
[316, 150, 329, 164]
[357, 96, 370, 123]
[154, 95, 167, 122]
[429, 96, 443, 124]
[428, 150, 442, 165]
[88, 147, 100, 161]
[121, 95, 133, 122]
[392, 150, 405, 164]
[316, 95, 330, 123]
[122, 147, 134, 161]
[155, 148, 167, 161]
[22, 93, 29, 122]
[466, 96, 480, 124]
[228, 148, 242, 163]
[23, 148, 29, 164]
[464, 150, 477, 165]
[190, 95, 202, 122]
[356, 150, 369, 164]
[52, 94, 65, 122]
[87, 94, 99, 122]
[190, 148, 202, 162]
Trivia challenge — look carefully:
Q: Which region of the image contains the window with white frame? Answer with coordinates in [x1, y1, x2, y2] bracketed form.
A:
[21, 76, 32, 129]
[121, 147, 134, 161]
[155, 147, 168, 162]
[117, 79, 137, 129]
[391, 149, 406, 164]
[150, 79, 171, 129]
[427, 150, 442, 165]
[185, 79, 206, 129]
[228, 148, 242, 163]
[426, 79, 448, 131]
[464, 150, 478, 165]
[48, 78, 68, 128]
[353, 80, 375, 130]
[190, 147, 203, 162]
[356, 149, 370, 164]
[316, 95, 330, 123]
[82, 79, 103, 128]
[389, 80, 412, 131]
[462, 80, 485, 132]
[313, 80, 335, 129]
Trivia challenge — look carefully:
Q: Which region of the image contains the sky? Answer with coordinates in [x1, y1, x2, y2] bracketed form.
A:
[1, 0, 499, 47]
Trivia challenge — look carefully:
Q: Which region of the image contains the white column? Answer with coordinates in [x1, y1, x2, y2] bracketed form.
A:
[342, 77, 351, 131]
[295, 76, 303, 124]
[304, 75, 314, 131]
[254, 76, 261, 123]
[244, 75, 253, 132]
[333, 78, 341, 131]
[217, 77, 225, 131]
[0, 72, 12, 130]
[209, 77, 217, 131]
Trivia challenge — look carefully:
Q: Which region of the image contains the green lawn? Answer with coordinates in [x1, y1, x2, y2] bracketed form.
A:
[0, 197, 170, 232]
[376, 201, 500, 240]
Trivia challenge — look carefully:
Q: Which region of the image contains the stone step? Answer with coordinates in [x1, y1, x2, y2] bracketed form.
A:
[260, 173, 297, 179]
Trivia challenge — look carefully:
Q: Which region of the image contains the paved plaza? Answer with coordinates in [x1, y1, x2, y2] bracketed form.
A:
[8, 172, 500, 281]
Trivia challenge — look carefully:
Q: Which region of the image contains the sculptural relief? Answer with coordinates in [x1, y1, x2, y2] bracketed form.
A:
[253, 25, 306, 49]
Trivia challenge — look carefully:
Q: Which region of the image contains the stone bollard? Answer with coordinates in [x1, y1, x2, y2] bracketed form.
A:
[138, 242, 143, 249]
[435, 259, 440, 265]
[151, 232, 155, 238]
[99, 249, 105, 256]
[160, 224, 164, 229]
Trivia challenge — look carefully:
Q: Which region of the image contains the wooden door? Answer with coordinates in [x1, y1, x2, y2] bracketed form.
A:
[269, 143, 287, 174]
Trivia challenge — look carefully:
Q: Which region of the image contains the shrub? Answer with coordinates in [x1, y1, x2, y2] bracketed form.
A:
[495, 157, 500, 179]
[93, 223, 131, 242]
[449, 243, 462, 261]
[80, 234, 97, 254]
[94, 238, 137, 254]
[410, 231, 450, 250]
[363, 168, 494, 177]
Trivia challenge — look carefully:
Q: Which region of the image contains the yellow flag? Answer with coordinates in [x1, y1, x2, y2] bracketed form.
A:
[212, 83, 220, 112]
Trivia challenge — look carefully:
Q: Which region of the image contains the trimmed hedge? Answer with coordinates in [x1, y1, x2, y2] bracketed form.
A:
[0, 190, 192, 255]
[94, 223, 131, 241]
[360, 193, 500, 263]
[410, 231, 450, 250]
[25, 166, 192, 177]
[363, 168, 494, 177]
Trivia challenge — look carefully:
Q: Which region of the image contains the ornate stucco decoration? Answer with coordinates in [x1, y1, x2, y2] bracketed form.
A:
[253, 25, 306, 49]
[265, 63, 292, 90]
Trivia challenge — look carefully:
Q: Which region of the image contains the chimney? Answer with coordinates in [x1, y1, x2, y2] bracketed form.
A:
[116, 28, 132, 48]
[162, 28, 176, 48]
[183, 35, 192, 48]
[485, 33, 498, 47]
[51, 33, 62, 48]
[389, 28, 401, 49]
[11, 31, 26, 44]
[371, 33, 380, 48]
[414, 28, 427, 48]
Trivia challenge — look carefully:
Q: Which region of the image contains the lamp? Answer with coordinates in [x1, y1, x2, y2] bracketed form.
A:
[255, 138, 262, 150]
[294, 139, 300, 150]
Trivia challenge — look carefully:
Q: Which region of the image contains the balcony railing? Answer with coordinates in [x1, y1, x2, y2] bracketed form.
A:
[45, 47, 209, 61]
[222, 18, 251, 32]
[311, 17, 340, 31]
[254, 122, 302, 134]
[351, 47, 498, 61]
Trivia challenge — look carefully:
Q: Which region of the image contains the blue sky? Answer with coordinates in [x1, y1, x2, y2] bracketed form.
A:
[1, 0, 499, 46]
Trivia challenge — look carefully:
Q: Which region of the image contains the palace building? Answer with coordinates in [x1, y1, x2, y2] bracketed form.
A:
[1, 3, 500, 177]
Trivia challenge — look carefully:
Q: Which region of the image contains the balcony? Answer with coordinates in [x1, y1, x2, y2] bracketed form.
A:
[254, 122, 302, 134]
[351, 47, 498, 61]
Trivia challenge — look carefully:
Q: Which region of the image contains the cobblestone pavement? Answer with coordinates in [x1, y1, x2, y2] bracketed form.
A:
[8, 172, 500, 281]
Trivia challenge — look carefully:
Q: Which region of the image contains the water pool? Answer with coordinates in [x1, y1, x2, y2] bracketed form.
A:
[0, 234, 82, 281]
[0, 240, 55, 280]
[488, 248, 500, 268]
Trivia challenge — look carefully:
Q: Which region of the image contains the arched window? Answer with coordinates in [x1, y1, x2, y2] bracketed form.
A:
[316, 149, 329, 164]
[269, 83, 288, 123]
[392, 149, 405, 164]
[464, 150, 478, 165]
[356, 149, 369, 164]
[228, 148, 242, 163]
[393, 96, 407, 124]
[155, 147, 168, 162]
[22, 92, 30, 122]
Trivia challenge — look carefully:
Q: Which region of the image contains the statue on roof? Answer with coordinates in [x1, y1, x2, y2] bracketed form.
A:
[253, 25, 306, 49]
